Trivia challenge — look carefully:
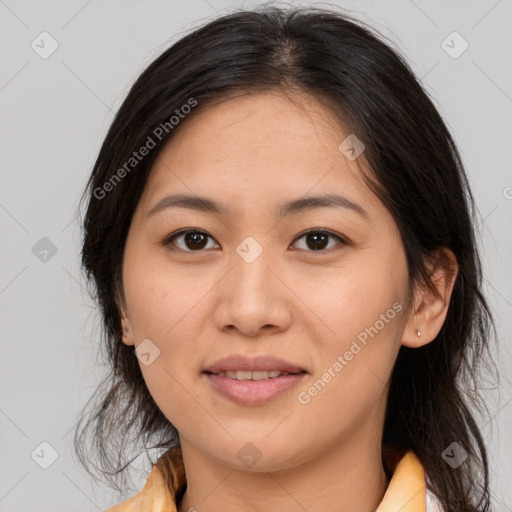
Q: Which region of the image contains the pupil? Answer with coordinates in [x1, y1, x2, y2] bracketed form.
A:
[308, 232, 327, 250]
[182, 232, 328, 251]
[186, 232, 207, 250]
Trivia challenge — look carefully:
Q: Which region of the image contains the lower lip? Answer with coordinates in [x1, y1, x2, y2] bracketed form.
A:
[205, 372, 306, 405]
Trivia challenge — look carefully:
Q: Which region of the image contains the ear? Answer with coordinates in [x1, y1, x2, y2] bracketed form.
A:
[401, 248, 458, 348]
[116, 282, 136, 346]
[120, 308, 135, 346]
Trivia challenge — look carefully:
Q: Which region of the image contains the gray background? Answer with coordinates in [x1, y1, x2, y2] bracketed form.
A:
[1, 0, 511, 510]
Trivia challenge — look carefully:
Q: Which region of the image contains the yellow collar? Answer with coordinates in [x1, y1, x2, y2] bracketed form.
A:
[106, 446, 428, 512]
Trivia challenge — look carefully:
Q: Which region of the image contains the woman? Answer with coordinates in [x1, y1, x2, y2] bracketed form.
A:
[74, 6, 496, 511]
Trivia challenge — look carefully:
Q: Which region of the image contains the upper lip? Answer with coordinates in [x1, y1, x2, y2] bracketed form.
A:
[204, 354, 307, 374]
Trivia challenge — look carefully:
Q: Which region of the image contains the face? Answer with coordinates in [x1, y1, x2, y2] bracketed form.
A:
[120, 90, 411, 471]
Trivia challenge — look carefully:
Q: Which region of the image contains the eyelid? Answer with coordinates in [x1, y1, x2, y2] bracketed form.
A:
[160, 228, 219, 251]
[291, 228, 349, 252]
[161, 228, 349, 253]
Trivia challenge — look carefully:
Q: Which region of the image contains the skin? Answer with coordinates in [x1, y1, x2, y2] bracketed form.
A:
[119, 90, 458, 512]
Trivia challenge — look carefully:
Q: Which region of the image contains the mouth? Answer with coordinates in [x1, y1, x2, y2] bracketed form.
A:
[203, 354, 307, 375]
[204, 369, 307, 405]
[203, 354, 308, 405]
[205, 369, 305, 380]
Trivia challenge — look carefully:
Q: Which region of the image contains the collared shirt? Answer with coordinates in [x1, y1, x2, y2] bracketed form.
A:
[104, 445, 444, 511]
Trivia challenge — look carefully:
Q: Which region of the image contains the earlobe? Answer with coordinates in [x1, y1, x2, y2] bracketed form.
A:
[120, 310, 135, 346]
[402, 248, 458, 349]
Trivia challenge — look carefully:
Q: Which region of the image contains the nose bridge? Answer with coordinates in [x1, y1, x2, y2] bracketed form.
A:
[213, 236, 291, 334]
[230, 235, 275, 300]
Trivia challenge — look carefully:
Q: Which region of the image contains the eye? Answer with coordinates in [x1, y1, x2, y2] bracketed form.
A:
[162, 229, 219, 252]
[161, 228, 348, 253]
[290, 229, 348, 252]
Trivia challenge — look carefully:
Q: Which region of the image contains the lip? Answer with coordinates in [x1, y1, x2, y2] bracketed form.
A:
[205, 372, 306, 405]
[203, 354, 306, 374]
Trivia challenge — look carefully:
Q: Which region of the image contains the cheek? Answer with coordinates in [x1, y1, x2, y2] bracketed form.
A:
[290, 250, 406, 392]
[291, 251, 406, 341]
[122, 249, 216, 419]
[292, 266, 404, 441]
[124, 245, 210, 342]
[124, 277, 205, 433]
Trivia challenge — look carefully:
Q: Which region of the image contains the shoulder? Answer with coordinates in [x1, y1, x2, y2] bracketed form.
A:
[102, 465, 164, 511]
[102, 448, 183, 512]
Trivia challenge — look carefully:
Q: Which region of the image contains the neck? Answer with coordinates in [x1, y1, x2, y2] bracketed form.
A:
[177, 429, 389, 512]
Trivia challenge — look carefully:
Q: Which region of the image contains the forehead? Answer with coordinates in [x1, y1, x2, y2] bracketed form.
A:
[137, 90, 380, 220]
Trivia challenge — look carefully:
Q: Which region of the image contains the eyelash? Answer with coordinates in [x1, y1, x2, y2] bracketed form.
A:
[160, 228, 349, 254]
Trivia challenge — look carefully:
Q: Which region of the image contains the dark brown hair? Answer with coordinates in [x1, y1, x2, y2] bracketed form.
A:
[74, 5, 497, 510]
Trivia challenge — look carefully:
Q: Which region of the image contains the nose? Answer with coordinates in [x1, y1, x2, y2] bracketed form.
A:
[213, 248, 293, 337]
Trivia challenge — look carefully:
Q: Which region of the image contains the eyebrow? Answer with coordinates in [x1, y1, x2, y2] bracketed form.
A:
[147, 193, 369, 220]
